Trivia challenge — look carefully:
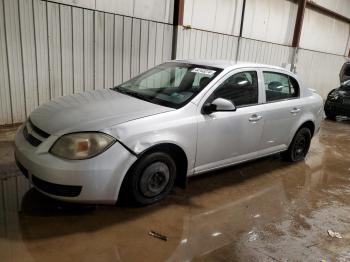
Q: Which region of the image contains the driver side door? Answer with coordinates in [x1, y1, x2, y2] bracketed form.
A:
[194, 69, 264, 174]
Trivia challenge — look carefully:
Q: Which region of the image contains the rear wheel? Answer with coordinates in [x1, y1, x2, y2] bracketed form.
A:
[281, 127, 311, 162]
[120, 152, 176, 206]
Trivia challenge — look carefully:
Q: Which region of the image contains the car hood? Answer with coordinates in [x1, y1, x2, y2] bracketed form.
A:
[29, 89, 174, 135]
[334, 87, 350, 98]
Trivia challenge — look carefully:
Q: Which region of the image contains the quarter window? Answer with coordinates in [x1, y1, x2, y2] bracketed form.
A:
[263, 72, 299, 102]
[211, 71, 258, 107]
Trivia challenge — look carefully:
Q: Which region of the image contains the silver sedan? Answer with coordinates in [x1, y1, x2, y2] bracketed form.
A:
[14, 60, 323, 205]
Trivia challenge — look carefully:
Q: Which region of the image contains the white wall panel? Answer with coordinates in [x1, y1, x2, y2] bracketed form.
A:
[113, 15, 123, 85]
[155, 23, 165, 65]
[139, 20, 149, 73]
[313, 0, 350, 20]
[243, 0, 297, 45]
[96, 0, 133, 17]
[346, 34, 350, 57]
[47, 2, 62, 98]
[122, 17, 132, 81]
[60, 5, 74, 95]
[83, 9, 94, 91]
[104, 13, 114, 89]
[131, 19, 141, 77]
[134, 0, 174, 24]
[296, 49, 347, 98]
[97, 0, 174, 24]
[49, 0, 175, 24]
[94, 11, 104, 89]
[4, 0, 26, 122]
[33, 0, 50, 104]
[0, 0, 12, 125]
[238, 38, 294, 67]
[183, 0, 243, 36]
[163, 24, 173, 61]
[176, 27, 238, 60]
[300, 8, 350, 55]
[147, 21, 157, 69]
[72, 7, 84, 93]
[50, 0, 95, 9]
[19, 0, 39, 116]
[0, 0, 173, 125]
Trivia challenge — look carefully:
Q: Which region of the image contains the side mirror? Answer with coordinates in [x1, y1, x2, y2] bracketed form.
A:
[202, 98, 236, 114]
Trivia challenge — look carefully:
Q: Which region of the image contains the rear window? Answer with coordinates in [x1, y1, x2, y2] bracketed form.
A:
[263, 72, 299, 102]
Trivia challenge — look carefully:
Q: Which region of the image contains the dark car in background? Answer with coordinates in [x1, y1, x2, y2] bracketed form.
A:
[324, 61, 350, 120]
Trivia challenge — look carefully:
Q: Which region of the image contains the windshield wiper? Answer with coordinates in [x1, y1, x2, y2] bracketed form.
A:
[113, 87, 154, 103]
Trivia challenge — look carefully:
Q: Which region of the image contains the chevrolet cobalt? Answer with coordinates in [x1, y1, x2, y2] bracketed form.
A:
[15, 60, 323, 205]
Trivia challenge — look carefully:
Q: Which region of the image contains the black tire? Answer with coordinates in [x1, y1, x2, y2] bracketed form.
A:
[281, 127, 312, 162]
[120, 152, 176, 206]
[325, 109, 336, 120]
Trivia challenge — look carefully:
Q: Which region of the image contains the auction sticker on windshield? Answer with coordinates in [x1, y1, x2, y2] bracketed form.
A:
[191, 68, 216, 76]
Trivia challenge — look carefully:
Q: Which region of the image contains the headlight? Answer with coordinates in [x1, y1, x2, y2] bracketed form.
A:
[50, 132, 116, 160]
[328, 91, 338, 100]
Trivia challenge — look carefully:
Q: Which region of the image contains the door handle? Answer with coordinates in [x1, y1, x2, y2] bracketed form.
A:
[249, 114, 262, 122]
[290, 108, 301, 114]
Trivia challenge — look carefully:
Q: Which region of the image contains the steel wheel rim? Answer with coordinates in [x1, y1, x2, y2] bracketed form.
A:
[294, 135, 307, 159]
[139, 162, 170, 198]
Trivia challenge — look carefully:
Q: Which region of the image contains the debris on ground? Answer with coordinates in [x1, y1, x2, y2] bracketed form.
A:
[248, 231, 259, 242]
[306, 243, 318, 248]
[148, 230, 167, 241]
[327, 229, 342, 239]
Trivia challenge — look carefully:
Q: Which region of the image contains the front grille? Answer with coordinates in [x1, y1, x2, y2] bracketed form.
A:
[29, 119, 50, 138]
[32, 175, 82, 197]
[23, 119, 50, 147]
[23, 126, 42, 146]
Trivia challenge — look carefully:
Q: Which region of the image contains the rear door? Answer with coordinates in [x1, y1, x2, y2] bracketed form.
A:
[257, 70, 303, 154]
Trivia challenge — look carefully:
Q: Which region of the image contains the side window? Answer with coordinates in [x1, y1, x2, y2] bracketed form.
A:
[212, 71, 258, 107]
[263, 72, 299, 102]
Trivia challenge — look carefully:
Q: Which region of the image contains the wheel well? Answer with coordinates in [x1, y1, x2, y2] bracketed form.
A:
[298, 121, 315, 137]
[138, 143, 188, 188]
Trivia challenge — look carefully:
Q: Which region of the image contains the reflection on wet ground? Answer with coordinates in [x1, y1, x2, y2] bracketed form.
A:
[1, 120, 350, 261]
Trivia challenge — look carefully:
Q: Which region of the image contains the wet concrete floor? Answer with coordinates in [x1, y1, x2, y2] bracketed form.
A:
[1, 120, 350, 261]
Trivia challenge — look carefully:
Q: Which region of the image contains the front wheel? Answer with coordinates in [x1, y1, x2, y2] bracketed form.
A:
[281, 127, 311, 162]
[325, 109, 336, 120]
[120, 152, 176, 206]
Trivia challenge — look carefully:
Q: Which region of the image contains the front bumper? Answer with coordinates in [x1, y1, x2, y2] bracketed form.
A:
[14, 125, 137, 204]
[324, 100, 350, 117]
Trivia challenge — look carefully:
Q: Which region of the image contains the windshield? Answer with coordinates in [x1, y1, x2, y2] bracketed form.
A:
[112, 62, 222, 108]
[341, 80, 350, 88]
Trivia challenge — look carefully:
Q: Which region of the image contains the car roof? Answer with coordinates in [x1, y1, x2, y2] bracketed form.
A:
[172, 59, 291, 73]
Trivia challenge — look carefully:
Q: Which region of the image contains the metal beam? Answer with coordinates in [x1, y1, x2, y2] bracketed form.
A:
[173, 0, 184, 26]
[238, 0, 246, 37]
[171, 0, 185, 59]
[292, 0, 306, 48]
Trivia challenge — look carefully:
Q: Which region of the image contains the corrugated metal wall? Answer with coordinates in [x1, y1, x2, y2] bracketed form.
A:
[1, 0, 350, 126]
[175, 27, 294, 67]
[237, 38, 294, 66]
[313, 0, 350, 20]
[175, 27, 239, 60]
[296, 49, 347, 98]
[300, 8, 350, 56]
[49, 0, 175, 24]
[182, 0, 243, 36]
[242, 0, 297, 46]
[0, 0, 173, 125]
